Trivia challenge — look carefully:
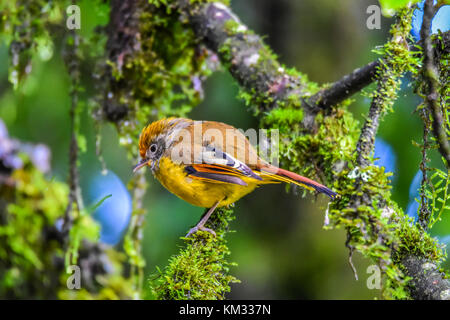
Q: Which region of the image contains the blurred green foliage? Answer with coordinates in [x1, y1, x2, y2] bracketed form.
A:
[0, 164, 67, 298]
[0, 0, 448, 300]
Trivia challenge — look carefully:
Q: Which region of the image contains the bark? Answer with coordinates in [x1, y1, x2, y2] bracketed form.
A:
[401, 255, 450, 300]
[311, 60, 380, 110]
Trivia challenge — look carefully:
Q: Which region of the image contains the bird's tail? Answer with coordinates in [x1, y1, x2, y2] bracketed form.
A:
[257, 165, 338, 199]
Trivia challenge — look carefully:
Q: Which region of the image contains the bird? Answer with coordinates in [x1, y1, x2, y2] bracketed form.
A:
[134, 117, 337, 237]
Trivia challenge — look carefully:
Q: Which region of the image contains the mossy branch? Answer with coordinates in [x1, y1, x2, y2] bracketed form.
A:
[178, 0, 319, 129]
[401, 255, 450, 300]
[174, 1, 450, 299]
[419, 0, 450, 169]
[311, 60, 380, 110]
[151, 207, 239, 300]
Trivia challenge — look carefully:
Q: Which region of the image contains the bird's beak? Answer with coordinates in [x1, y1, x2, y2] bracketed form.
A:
[133, 159, 149, 173]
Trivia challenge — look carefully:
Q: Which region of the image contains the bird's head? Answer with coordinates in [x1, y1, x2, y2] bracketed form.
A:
[134, 117, 187, 172]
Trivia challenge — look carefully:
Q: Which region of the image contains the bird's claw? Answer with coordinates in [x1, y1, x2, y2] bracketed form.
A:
[186, 225, 216, 238]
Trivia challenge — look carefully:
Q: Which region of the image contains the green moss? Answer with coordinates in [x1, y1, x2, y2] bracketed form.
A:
[369, 7, 420, 112]
[0, 162, 72, 296]
[150, 207, 239, 300]
[393, 215, 445, 263]
[264, 107, 304, 131]
[224, 19, 242, 36]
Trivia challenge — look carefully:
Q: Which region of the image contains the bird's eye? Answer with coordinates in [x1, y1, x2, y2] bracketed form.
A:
[150, 144, 157, 153]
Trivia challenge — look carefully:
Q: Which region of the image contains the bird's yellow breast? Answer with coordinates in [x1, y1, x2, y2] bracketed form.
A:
[154, 157, 259, 208]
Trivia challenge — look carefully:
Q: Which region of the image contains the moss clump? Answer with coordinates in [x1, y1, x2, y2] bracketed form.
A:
[150, 207, 240, 300]
[264, 103, 358, 184]
[263, 105, 304, 131]
[224, 19, 243, 36]
[368, 7, 420, 112]
[393, 214, 445, 263]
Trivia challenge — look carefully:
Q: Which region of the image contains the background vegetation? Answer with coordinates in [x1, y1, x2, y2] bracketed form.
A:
[0, 0, 449, 299]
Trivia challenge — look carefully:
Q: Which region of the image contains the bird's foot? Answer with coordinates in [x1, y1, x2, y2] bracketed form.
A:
[185, 225, 216, 238]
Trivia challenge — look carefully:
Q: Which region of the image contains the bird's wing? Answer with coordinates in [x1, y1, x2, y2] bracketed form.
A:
[167, 120, 264, 185]
[185, 144, 262, 186]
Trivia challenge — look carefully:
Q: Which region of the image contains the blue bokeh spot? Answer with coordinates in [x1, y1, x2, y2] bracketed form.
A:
[406, 170, 422, 222]
[411, 1, 450, 41]
[86, 171, 132, 245]
[374, 138, 397, 177]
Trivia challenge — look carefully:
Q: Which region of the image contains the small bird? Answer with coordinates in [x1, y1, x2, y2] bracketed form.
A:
[134, 118, 337, 237]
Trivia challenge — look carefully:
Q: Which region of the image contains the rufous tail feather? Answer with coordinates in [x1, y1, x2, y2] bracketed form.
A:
[258, 165, 338, 199]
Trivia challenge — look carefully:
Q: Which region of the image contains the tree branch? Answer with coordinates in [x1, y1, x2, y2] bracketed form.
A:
[401, 255, 450, 300]
[311, 60, 380, 109]
[62, 25, 83, 239]
[102, 0, 140, 122]
[312, 29, 450, 110]
[181, 0, 450, 121]
[355, 73, 387, 167]
[180, 0, 318, 128]
[420, 0, 450, 168]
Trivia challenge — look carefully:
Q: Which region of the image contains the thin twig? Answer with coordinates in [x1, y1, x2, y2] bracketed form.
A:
[420, 0, 450, 168]
[418, 107, 432, 230]
[124, 162, 148, 299]
[311, 60, 380, 109]
[311, 30, 450, 110]
[62, 18, 83, 241]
